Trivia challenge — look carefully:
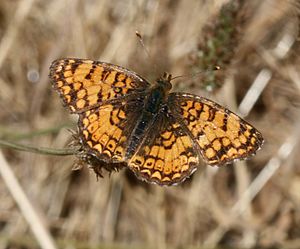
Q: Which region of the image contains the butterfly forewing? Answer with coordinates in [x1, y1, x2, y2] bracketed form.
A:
[49, 58, 150, 113]
[168, 93, 264, 166]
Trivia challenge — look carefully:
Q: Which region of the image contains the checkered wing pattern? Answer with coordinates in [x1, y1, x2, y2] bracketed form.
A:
[169, 93, 263, 166]
[49, 58, 150, 113]
[129, 108, 200, 185]
[78, 97, 145, 163]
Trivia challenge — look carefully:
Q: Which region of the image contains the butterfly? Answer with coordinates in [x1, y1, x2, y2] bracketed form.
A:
[49, 58, 263, 186]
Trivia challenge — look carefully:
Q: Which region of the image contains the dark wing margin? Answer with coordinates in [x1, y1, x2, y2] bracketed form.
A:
[128, 106, 200, 186]
[49, 58, 150, 113]
[168, 92, 264, 166]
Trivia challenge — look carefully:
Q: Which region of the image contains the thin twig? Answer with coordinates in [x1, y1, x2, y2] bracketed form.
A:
[0, 139, 76, 156]
[0, 122, 74, 141]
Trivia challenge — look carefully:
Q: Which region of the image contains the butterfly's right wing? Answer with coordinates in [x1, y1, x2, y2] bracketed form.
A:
[168, 93, 264, 166]
[49, 58, 150, 113]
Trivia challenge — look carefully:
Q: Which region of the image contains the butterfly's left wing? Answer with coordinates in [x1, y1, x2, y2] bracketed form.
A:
[49, 58, 150, 113]
[168, 93, 264, 166]
[78, 96, 145, 163]
[128, 107, 200, 185]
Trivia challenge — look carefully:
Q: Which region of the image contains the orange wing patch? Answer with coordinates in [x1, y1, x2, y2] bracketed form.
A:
[78, 99, 143, 163]
[170, 93, 263, 166]
[49, 58, 149, 113]
[128, 113, 199, 185]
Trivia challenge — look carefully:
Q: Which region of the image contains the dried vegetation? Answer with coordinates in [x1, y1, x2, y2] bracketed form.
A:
[0, 0, 300, 249]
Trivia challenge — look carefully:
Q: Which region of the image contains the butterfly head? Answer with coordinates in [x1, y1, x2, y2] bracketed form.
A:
[156, 72, 172, 93]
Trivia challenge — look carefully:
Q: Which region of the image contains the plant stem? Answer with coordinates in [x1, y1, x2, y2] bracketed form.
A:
[0, 139, 76, 156]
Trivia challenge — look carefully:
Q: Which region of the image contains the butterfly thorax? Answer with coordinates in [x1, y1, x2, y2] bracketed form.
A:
[144, 72, 172, 113]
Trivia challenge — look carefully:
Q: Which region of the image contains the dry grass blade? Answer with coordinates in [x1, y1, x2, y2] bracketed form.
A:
[0, 139, 76, 156]
[0, 151, 57, 249]
[0, 0, 35, 68]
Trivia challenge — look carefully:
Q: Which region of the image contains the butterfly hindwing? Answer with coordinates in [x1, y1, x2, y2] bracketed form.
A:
[78, 97, 145, 163]
[128, 107, 200, 185]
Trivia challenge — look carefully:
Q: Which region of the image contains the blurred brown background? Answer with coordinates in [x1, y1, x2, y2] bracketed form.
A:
[0, 0, 300, 248]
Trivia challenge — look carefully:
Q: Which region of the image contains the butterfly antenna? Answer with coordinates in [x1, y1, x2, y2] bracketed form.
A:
[135, 31, 159, 75]
[170, 66, 220, 81]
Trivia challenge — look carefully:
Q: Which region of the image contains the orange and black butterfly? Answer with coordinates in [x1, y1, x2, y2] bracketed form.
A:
[49, 58, 263, 185]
